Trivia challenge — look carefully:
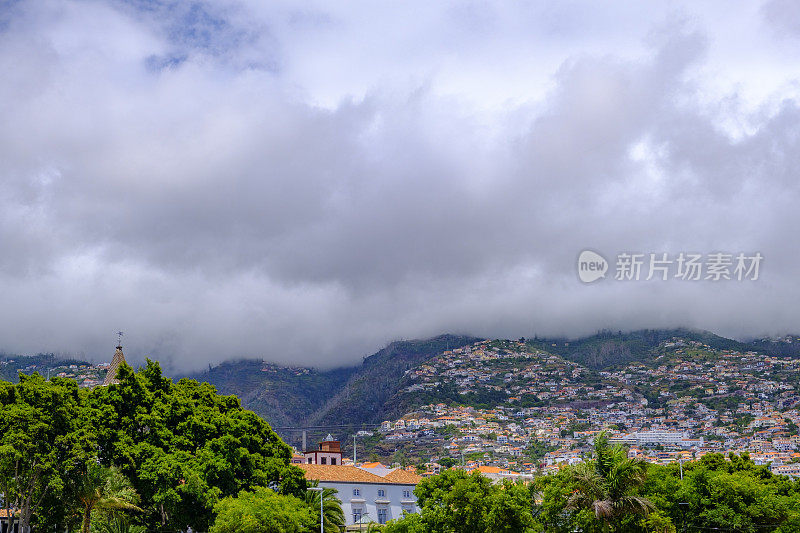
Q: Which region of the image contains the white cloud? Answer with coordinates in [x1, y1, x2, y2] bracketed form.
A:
[0, 0, 798, 370]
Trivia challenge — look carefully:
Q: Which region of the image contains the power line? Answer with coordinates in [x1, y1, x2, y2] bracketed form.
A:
[272, 423, 377, 431]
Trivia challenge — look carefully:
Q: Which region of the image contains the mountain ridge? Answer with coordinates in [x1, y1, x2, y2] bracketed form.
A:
[4, 328, 799, 448]
[184, 328, 800, 446]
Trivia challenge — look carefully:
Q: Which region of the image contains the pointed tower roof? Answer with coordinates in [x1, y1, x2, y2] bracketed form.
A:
[102, 345, 127, 386]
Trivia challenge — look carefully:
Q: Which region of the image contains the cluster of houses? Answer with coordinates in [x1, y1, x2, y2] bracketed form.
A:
[294, 423, 800, 533]
[0, 358, 109, 388]
[368, 338, 800, 481]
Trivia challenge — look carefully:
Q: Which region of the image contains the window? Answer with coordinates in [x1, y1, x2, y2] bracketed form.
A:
[377, 489, 385, 498]
[402, 490, 411, 499]
[353, 509, 362, 523]
[331, 457, 337, 465]
[378, 508, 388, 524]
[321, 457, 327, 465]
[353, 488, 360, 497]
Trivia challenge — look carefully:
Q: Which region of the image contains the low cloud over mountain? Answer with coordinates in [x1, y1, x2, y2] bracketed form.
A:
[0, 1, 798, 370]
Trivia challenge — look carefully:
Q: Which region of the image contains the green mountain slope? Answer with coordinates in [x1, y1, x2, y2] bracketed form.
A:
[184, 334, 479, 432]
[305, 334, 480, 427]
[528, 328, 753, 370]
[185, 329, 799, 437]
[189, 360, 356, 428]
[7, 329, 796, 449]
[745, 335, 800, 358]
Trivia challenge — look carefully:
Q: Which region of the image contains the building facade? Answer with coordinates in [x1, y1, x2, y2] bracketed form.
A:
[303, 434, 344, 465]
[299, 464, 420, 529]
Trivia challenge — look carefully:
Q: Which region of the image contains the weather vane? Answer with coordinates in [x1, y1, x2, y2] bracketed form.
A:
[117, 331, 124, 347]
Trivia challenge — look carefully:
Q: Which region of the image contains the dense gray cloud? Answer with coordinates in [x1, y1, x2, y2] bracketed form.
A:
[0, 0, 798, 371]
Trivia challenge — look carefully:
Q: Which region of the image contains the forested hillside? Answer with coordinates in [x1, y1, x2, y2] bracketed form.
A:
[527, 328, 755, 369]
[184, 334, 479, 441]
[189, 360, 356, 428]
[4, 329, 798, 445]
[306, 334, 480, 427]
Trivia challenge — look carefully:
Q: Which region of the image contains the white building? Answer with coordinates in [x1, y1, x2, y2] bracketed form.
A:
[771, 463, 800, 478]
[634, 431, 694, 447]
[299, 464, 420, 529]
[611, 431, 699, 447]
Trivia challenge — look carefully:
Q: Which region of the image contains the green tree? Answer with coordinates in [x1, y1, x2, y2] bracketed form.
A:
[438, 457, 457, 469]
[86, 360, 306, 531]
[639, 510, 676, 533]
[383, 512, 425, 532]
[304, 480, 345, 533]
[565, 433, 653, 528]
[385, 469, 535, 533]
[535, 433, 654, 532]
[392, 450, 409, 468]
[658, 453, 796, 532]
[524, 440, 557, 466]
[93, 516, 147, 533]
[74, 462, 141, 533]
[210, 487, 315, 533]
[0, 375, 91, 531]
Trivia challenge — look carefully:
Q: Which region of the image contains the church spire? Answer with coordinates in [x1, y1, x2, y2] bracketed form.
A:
[103, 333, 128, 386]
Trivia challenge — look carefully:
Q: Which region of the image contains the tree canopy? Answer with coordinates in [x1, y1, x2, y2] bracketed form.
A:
[0, 374, 91, 530]
[0, 360, 306, 531]
[382, 440, 800, 533]
[210, 487, 316, 533]
[383, 468, 536, 533]
[4, 363, 800, 533]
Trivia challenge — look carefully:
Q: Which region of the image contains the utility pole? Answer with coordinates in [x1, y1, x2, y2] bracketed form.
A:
[353, 434, 357, 465]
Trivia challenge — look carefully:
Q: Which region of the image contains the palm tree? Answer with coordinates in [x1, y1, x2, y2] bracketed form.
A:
[566, 433, 654, 529]
[75, 462, 142, 533]
[93, 515, 147, 533]
[304, 480, 345, 533]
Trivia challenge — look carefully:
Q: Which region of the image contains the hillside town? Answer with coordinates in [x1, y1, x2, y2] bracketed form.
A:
[369, 339, 800, 479]
[2, 337, 800, 530]
[0, 357, 109, 388]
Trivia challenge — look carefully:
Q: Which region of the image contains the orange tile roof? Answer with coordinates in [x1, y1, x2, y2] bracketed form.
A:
[299, 464, 387, 483]
[297, 464, 386, 483]
[299, 464, 421, 485]
[383, 469, 422, 484]
[473, 465, 520, 475]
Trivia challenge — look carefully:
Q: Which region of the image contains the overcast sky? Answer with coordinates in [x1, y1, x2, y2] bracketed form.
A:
[1, 0, 799, 371]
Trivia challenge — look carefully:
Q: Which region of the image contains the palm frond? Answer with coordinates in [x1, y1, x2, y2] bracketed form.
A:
[592, 499, 614, 519]
[614, 495, 655, 517]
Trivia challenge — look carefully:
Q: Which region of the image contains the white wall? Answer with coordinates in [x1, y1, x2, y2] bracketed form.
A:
[317, 481, 417, 527]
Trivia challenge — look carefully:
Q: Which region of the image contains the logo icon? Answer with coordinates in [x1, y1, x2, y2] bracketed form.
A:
[577, 250, 608, 283]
